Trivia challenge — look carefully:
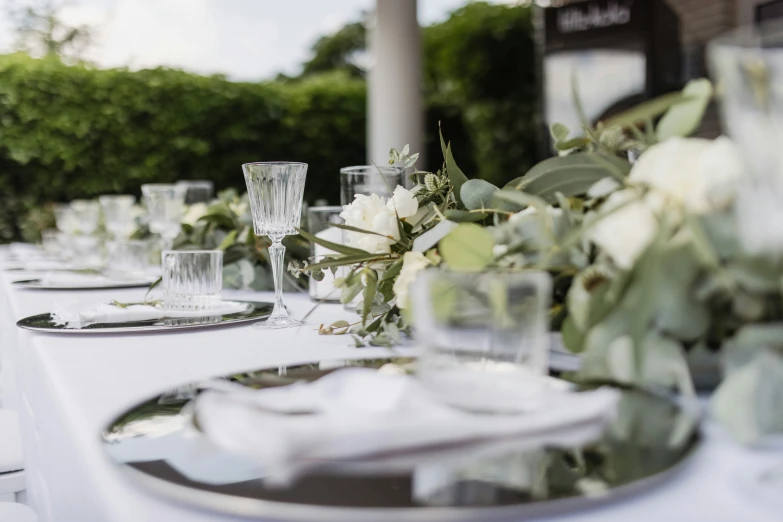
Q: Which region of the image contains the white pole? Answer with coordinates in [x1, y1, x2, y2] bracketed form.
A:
[368, 0, 424, 178]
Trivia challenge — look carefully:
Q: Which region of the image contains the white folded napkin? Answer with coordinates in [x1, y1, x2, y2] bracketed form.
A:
[52, 302, 164, 329]
[195, 368, 619, 484]
[51, 300, 250, 328]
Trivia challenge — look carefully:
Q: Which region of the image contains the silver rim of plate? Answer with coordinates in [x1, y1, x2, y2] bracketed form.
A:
[16, 301, 273, 333]
[12, 278, 158, 290]
[101, 356, 702, 521]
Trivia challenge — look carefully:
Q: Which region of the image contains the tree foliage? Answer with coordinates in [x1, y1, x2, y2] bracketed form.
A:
[0, 56, 365, 241]
[300, 2, 538, 186]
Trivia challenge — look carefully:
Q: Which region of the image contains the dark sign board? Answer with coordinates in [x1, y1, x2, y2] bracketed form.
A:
[757, 0, 783, 23]
[538, 0, 681, 157]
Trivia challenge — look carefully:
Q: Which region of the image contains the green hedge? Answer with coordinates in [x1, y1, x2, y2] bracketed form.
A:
[0, 55, 366, 240]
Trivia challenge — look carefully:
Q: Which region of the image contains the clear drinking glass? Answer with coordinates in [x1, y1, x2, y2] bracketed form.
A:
[412, 270, 552, 413]
[307, 206, 344, 302]
[53, 204, 79, 234]
[105, 240, 155, 278]
[243, 161, 308, 329]
[340, 165, 405, 206]
[41, 229, 62, 257]
[99, 195, 136, 240]
[176, 180, 215, 204]
[162, 250, 223, 312]
[71, 235, 107, 269]
[141, 184, 187, 252]
[70, 199, 100, 235]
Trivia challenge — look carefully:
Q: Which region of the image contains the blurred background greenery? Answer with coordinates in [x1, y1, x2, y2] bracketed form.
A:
[1, 1, 537, 242]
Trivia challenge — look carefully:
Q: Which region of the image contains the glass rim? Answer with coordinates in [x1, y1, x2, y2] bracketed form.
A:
[242, 161, 308, 168]
[162, 249, 223, 256]
[309, 205, 343, 212]
[176, 180, 214, 186]
[142, 183, 187, 191]
[99, 194, 135, 201]
[340, 165, 404, 175]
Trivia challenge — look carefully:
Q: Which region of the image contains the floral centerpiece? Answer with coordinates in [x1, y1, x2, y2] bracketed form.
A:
[292, 78, 783, 444]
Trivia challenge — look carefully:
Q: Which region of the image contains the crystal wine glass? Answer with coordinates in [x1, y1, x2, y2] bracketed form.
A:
[141, 184, 187, 252]
[242, 161, 307, 329]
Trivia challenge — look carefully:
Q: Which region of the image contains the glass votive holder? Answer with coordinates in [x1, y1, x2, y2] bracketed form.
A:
[53, 204, 78, 234]
[340, 165, 405, 206]
[99, 195, 136, 240]
[162, 250, 223, 312]
[71, 235, 107, 269]
[307, 206, 344, 302]
[41, 229, 62, 257]
[105, 240, 155, 278]
[176, 180, 215, 204]
[412, 270, 552, 414]
[142, 184, 187, 251]
[70, 199, 100, 235]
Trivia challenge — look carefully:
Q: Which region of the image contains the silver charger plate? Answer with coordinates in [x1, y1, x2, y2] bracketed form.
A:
[13, 277, 158, 291]
[16, 301, 274, 334]
[102, 357, 701, 521]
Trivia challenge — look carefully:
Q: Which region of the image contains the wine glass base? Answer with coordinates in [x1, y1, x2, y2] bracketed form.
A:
[252, 317, 306, 330]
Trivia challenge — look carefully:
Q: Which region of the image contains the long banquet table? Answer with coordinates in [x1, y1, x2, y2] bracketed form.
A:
[0, 262, 781, 522]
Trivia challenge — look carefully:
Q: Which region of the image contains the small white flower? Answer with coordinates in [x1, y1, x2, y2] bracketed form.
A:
[393, 251, 432, 310]
[630, 137, 744, 213]
[182, 203, 208, 226]
[387, 186, 418, 219]
[588, 189, 660, 270]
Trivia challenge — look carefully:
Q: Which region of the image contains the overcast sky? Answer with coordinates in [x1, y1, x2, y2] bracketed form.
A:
[0, 0, 518, 80]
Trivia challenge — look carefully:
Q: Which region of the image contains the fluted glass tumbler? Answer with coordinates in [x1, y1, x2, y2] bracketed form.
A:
[162, 250, 223, 312]
[412, 270, 552, 413]
[99, 195, 136, 240]
[142, 184, 187, 252]
[243, 161, 307, 329]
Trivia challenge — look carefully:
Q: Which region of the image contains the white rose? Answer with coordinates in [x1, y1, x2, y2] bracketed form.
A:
[340, 194, 399, 254]
[182, 203, 208, 226]
[387, 186, 419, 219]
[588, 189, 660, 270]
[393, 251, 432, 310]
[630, 137, 744, 213]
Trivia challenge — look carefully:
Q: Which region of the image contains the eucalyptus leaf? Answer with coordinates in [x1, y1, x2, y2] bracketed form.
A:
[656, 79, 713, 141]
[602, 92, 691, 129]
[439, 223, 495, 271]
[461, 178, 499, 211]
[298, 227, 369, 256]
[550, 122, 570, 142]
[217, 229, 238, 251]
[443, 209, 488, 223]
[362, 270, 378, 324]
[712, 351, 783, 444]
[440, 126, 469, 205]
[505, 153, 626, 203]
[413, 220, 458, 252]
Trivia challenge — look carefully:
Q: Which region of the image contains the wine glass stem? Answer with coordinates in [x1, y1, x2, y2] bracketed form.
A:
[268, 239, 288, 320]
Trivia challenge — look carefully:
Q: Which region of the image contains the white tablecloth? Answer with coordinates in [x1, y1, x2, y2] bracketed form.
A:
[0, 260, 780, 522]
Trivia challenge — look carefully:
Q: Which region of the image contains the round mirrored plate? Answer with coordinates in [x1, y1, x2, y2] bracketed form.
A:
[13, 277, 157, 290]
[102, 357, 701, 521]
[16, 301, 273, 334]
